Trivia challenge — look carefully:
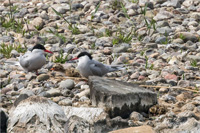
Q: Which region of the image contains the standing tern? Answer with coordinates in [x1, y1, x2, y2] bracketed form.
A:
[19, 44, 53, 74]
[71, 52, 124, 78]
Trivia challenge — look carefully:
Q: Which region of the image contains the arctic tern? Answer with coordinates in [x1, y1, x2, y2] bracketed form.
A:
[19, 44, 53, 74]
[71, 52, 124, 78]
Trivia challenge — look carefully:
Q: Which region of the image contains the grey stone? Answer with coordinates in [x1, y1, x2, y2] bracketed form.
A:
[95, 37, 111, 47]
[58, 98, 72, 106]
[14, 94, 29, 107]
[31, 17, 44, 30]
[38, 91, 51, 97]
[88, 76, 157, 118]
[159, 87, 169, 93]
[72, 3, 84, 10]
[37, 74, 50, 81]
[0, 36, 14, 43]
[113, 43, 130, 53]
[20, 90, 35, 96]
[45, 35, 61, 44]
[153, 10, 174, 21]
[156, 27, 173, 34]
[175, 32, 199, 42]
[0, 109, 8, 133]
[64, 115, 94, 133]
[187, 55, 200, 62]
[46, 88, 62, 97]
[160, 94, 176, 103]
[129, 111, 145, 121]
[181, 103, 195, 111]
[50, 4, 70, 14]
[162, 0, 181, 8]
[25, 73, 37, 81]
[177, 80, 190, 87]
[176, 118, 200, 132]
[155, 36, 167, 44]
[62, 89, 74, 97]
[15, 8, 28, 18]
[59, 79, 75, 90]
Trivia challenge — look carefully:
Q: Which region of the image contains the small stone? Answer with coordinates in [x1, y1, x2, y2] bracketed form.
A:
[1, 88, 12, 95]
[177, 80, 190, 87]
[58, 98, 72, 106]
[129, 111, 145, 121]
[37, 74, 50, 81]
[130, 72, 139, 79]
[59, 79, 75, 90]
[25, 73, 37, 81]
[164, 74, 178, 81]
[154, 9, 174, 21]
[113, 45, 129, 53]
[46, 88, 62, 97]
[176, 92, 193, 102]
[160, 94, 176, 103]
[0, 36, 14, 43]
[181, 103, 195, 111]
[175, 32, 199, 42]
[159, 87, 169, 93]
[72, 3, 84, 10]
[155, 36, 167, 44]
[76, 89, 90, 98]
[31, 17, 44, 30]
[172, 38, 184, 44]
[103, 47, 112, 55]
[50, 4, 70, 14]
[14, 94, 29, 107]
[64, 115, 94, 133]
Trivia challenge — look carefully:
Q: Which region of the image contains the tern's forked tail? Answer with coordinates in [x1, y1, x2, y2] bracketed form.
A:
[108, 65, 125, 72]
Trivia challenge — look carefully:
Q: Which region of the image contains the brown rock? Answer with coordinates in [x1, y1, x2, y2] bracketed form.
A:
[109, 125, 155, 133]
[31, 17, 44, 30]
[164, 74, 178, 81]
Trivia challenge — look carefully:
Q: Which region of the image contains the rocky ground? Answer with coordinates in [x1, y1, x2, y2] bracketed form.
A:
[0, 0, 200, 132]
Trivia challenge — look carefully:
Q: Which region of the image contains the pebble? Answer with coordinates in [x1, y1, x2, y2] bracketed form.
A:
[37, 74, 50, 81]
[129, 111, 145, 121]
[59, 79, 75, 90]
[58, 98, 72, 106]
[46, 88, 62, 97]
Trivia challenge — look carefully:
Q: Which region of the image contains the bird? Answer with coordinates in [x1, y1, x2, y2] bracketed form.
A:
[71, 52, 124, 78]
[19, 44, 53, 75]
[50, 63, 80, 77]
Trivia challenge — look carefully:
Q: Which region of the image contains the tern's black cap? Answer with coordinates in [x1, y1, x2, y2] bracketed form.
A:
[32, 44, 46, 51]
[77, 52, 92, 60]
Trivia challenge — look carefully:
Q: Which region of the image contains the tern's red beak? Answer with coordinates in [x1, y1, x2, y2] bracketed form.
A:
[44, 50, 53, 54]
[71, 57, 78, 60]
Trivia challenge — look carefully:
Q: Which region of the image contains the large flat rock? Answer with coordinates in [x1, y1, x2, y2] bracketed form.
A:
[89, 76, 157, 118]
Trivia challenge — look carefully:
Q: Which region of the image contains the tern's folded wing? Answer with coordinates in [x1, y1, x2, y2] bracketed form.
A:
[19, 55, 30, 68]
[89, 60, 108, 76]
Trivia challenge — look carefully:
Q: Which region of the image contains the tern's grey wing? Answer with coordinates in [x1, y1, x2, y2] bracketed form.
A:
[19, 54, 30, 68]
[89, 60, 109, 76]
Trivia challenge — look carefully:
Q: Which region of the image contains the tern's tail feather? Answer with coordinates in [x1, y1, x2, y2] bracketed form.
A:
[4, 60, 20, 66]
[108, 65, 125, 72]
